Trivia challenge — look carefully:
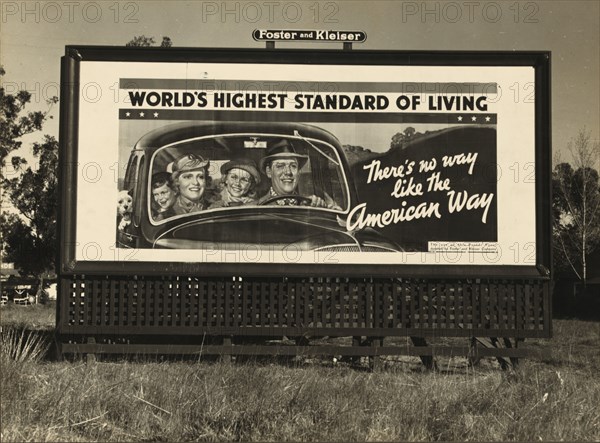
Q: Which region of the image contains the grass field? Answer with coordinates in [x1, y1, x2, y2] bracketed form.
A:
[1, 302, 599, 442]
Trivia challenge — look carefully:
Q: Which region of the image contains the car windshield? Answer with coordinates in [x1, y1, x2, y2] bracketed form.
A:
[148, 132, 350, 223]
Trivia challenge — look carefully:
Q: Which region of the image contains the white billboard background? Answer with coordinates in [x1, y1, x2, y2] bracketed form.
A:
[75, 61, 535, 265]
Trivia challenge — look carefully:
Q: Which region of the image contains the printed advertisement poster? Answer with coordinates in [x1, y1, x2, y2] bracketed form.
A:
[75, 61, 536, 266]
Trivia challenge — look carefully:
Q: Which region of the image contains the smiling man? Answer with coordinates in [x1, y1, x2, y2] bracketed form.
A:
[258, 139, 338, 208]
[171, 154, 211, 215]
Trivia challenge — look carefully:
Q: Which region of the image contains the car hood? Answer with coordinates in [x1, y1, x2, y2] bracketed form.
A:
[152, 209, 402, 252]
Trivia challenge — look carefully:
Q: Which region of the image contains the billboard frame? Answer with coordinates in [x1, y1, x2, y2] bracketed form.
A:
[59, 46, 551, 279]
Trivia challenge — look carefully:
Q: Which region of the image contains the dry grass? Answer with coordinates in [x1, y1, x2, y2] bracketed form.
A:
[1, 304, 599, 442]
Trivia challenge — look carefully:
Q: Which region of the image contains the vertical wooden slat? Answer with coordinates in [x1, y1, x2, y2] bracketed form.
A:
[189, 279, 196, 327]
[468, 281, 475, 330]
[199, 279, 207, 327]
[168, 278, 175, 327]
[278, 280, 284, 327]
[118, 278, 126, 327]
[339, 279, 351, 328]
[524, 283, 531, 330]
[178, 278, 186, 327]
[515, 283, 523, 332]
[90, 279, 98, 327]
[399, 280, 407, 329]
[542, 281, 550, 334]
[287, 280, 295, 328]
[224, 279, 231, 328]
[241, 280, 249, 327]
[207, 280, 214, 327]
[135, 278, 142, 327]
[409, 280, 416, 328]
[461, 282, 468, 329]
[73, 279, 81, 326]
[232, 278, 239, 328]
[420, 281, 428, 329]
[218, 279, 226, 328]
[506, 282, 515, 331]
[485, 281, 492, 329]
[533, 281, 541, 331]
[478, 281, 485, 330]
[147, 278, 153, 327]
[390, 281, 397, 329]
[361, 281, 373, 328]
[383, 281, 390, 329]
[100, 278, 108, 327]
[498, 282, 505, 329]
[427, 282, 434, 329]
[303, 280, 310, 328]
[294, 280, 301, 328]
[157, 279, 165, 327]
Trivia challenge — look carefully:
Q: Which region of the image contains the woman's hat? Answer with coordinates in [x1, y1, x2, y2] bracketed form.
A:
[259, 139, 308, 172]
[171, 154, 210, 179]
[221, 158, 261, 185]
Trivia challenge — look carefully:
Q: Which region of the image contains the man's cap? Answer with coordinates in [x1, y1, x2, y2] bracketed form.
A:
[171, 154, 210, 179]
[259, 139, 308, 172]
[221, 158, 261, 185]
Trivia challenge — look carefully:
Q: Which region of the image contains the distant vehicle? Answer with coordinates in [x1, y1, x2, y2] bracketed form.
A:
[118, 121, 403, 253]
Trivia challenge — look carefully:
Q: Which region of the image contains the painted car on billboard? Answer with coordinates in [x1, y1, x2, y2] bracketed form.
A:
[118, 121, 404, 253]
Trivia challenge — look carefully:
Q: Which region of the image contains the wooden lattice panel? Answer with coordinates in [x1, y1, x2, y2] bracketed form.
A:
[59, 276, 550, 338]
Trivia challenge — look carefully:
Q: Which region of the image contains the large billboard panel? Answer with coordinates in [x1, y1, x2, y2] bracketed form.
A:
[60, 48, 550, 277]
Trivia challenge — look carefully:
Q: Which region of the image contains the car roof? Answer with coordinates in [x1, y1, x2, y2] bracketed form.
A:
[134, 121, 342, 154]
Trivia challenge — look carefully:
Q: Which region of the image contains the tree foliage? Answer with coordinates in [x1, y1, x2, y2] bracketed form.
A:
[552, 129, 600, 283]
[126, 35, 173, 47]
[390, 127, 420, 150]
[0, 68, 58, 279]
[0, 67, 58, 171]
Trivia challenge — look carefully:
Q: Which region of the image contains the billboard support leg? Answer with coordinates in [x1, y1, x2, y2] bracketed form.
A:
[368, 337, 383, 371]
[411, 336, 437, 371]
[221, 336, 232, 363]
[85, 337, 97, 364]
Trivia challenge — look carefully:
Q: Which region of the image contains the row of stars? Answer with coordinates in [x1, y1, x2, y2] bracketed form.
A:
[458, 115, 493, 122]
[124, 111, 160, 118]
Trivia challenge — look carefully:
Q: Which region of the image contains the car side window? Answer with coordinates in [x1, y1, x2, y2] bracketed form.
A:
[134, 155, 145, 225]
[123, 155, 138, 192]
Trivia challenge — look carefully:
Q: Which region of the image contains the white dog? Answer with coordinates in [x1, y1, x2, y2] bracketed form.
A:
[117, 190, 133, 232]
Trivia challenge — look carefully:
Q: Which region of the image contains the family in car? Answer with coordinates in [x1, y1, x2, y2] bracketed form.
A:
[147, 139, 339, 221]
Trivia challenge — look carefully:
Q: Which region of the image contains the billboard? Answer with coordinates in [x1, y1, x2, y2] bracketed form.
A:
[59, 47, 550, 277]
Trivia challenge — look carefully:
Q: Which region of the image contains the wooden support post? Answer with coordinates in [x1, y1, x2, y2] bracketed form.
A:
[411, 336, 437, 371]
[467, 337, 480, 367]
[221, 336, 232, 363]
[349, 335, 362, 364]
[369, 337, 382, 371]
[85, 337, 96, 364]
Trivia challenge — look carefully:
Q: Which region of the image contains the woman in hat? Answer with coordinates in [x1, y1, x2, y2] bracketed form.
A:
[170, 153, 212, 215]
[210, 158, 261, 208]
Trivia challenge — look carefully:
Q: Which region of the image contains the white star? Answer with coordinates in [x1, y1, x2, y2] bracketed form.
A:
[125, 112, 130, 117]
[139, 112, 145, 117]
[153, 112, 159, 118]
[471, 116, 477, 122]
[457, 116, 463, 121]
[485, 116, 491, 122]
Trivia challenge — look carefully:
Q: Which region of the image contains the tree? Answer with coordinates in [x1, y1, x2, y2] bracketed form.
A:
[0, 68, 58, 298]
[0, 67, 57, 169]
[390, 127, 418, 150]
[552, 129, 600, 285]
[126, 35, 173, 47]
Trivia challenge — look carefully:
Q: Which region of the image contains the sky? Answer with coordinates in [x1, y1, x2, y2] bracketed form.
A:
[1, 0, 599, 163]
